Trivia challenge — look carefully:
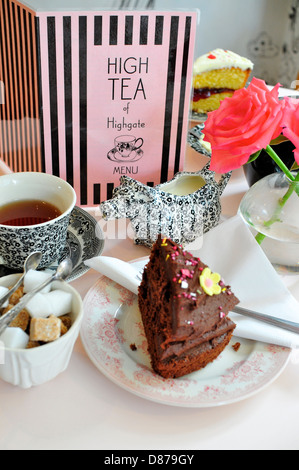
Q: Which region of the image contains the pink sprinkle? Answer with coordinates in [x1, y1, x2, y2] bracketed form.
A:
[220, 312, 226, 319]
[181, 269, 192, 278]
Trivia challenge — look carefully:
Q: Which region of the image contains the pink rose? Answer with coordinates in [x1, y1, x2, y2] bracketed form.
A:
[204, 78, 285, 173]
[282, 98, 299, 165]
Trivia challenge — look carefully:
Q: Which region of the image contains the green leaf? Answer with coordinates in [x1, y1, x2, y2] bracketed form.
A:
[247, 150, 262, 164]
[270, 135, 289, 146]
[293, 170, 299, 196]
[290, 162, 299, 171]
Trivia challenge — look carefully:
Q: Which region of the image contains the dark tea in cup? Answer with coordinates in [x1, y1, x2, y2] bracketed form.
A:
[0, 172, 76, 269]
[0, 200, 62, 226]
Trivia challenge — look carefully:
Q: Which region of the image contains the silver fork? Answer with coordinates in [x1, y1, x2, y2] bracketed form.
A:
[233, 306, 299, 335]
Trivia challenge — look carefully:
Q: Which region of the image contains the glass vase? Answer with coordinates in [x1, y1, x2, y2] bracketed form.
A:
[239, 172, 299, 274]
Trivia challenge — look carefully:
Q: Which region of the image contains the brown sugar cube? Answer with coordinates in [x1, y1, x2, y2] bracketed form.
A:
[9, 309, 30, 331]
[9, 287, 24, 305]
[26, 340, 41, 349]
[60, 322, 68, 336]
[30, 315, 62, 343]
[59, 315, 72, 330]
[59, 315, 72, 336]
[1, 304, 13, 316]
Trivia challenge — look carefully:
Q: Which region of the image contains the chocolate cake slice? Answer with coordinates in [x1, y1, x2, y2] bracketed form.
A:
[138, 235, 239, 379]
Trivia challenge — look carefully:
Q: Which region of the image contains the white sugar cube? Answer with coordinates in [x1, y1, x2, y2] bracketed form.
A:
[44, 290, 73, 317]
[24, 290, 72, 319]
[24, 293, 53, 319]
[0, 286, 10, 308]
[0, 327, 29, 349]
[24, 270, 53, 294]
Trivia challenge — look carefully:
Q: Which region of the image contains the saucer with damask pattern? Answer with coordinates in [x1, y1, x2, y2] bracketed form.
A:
[80, 259, 291, 408]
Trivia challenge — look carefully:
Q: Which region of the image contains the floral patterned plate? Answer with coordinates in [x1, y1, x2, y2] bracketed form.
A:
[81, 259, 291, 408]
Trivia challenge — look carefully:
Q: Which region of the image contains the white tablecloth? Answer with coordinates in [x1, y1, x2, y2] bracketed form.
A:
[1, 147, 299, 451]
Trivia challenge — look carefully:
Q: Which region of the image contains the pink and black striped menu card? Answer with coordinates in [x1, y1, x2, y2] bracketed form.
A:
[0, 1, 198, 206]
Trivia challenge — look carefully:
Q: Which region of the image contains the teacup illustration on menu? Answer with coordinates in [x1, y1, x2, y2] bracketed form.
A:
[108, 135, 144, 163]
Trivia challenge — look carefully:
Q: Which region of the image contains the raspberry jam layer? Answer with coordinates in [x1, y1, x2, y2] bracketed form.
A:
[193, 87, 234, 102]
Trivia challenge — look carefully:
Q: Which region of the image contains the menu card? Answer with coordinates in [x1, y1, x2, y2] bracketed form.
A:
[0, 1, 198, 206]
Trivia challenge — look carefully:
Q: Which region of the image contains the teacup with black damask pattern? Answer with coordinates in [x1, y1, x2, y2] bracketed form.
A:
[0, 173, 76, 269]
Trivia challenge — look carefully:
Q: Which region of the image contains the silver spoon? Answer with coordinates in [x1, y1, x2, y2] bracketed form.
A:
[0, 257, 73, 336]
[0, 252, 43, 308]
